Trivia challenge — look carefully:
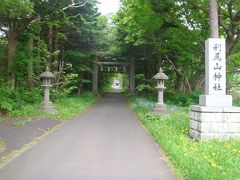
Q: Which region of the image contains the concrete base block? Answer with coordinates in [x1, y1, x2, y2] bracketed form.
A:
[189, 105, 240, 141]
[40, 101, 58, 114]
[199, 95, 232, 107]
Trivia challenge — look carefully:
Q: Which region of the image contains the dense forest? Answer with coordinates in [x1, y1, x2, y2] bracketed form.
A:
[114, 0, 240, 94]
[1, 0, 240, 114]
[1, 1, 240, 179]
[0, 0, 108, 114]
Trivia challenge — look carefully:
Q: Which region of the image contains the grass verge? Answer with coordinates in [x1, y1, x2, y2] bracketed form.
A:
[128, 96, 240, 180]
[8, 92, 97, 120]
[0, 138, 6, 154]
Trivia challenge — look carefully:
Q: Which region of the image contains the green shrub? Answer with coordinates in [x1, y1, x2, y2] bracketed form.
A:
[47, 91, 97, 120]
[135, 74, 155, 94]
[0, 82, 15, 112]
[165, 91, 201, 106]
[0, 81, 42, 114]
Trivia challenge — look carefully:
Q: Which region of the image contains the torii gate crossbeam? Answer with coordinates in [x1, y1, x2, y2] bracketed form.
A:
[92, 59, 135, 94]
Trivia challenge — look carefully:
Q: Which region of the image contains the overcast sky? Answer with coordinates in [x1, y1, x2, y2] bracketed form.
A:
[97, 0, 120, 15]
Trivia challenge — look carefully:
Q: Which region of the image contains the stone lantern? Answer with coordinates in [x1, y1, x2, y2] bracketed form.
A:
[40, 66, 58, 114]
[152, 67, 169, 114]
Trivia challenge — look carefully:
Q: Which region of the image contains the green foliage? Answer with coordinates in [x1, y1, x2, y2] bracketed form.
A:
[136, 84, 153, 93]
[129, 96, 240, 180]
[8, 92, 96, 120]
[165, 91, 201, 106]
[56, 73, 79, 97]
[0, 40, 7, 78]
[47, 92, 97, 120]
[0, 81, 42, 114]
[113, 0, 206, 92]
[0, 82, 14, 112]
[116, 0, 163, 45]
[0, 0, 33, 19]
[135, 74, 155, 94]
[99, 72, 117, 93]
[227, 52, 240, 105]
[9, 104, 42, 118]
[228, 74, 240, 106]
[0, 0, 103, 118]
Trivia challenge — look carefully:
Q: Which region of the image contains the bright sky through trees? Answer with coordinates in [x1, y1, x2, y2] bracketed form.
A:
[97, 0, 120, 15]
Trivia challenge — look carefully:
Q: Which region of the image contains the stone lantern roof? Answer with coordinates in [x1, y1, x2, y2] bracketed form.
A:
[153, 68, 169, 80]
[40, 66, 55, 79]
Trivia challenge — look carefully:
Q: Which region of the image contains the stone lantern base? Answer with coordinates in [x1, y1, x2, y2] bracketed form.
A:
[152, 103, 169, 115]
[190, 105, 240, 140]
[40, 101, 58, 114]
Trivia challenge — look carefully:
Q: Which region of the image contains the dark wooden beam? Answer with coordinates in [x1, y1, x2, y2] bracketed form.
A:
[98, 62, 131, 66]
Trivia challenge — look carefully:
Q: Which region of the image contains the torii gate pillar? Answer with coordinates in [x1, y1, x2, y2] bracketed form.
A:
[129, 58, 136, 94]
[92, 63, 98, 93]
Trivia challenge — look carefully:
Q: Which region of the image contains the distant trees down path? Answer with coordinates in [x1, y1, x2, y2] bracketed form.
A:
[1, 0, 240, 101]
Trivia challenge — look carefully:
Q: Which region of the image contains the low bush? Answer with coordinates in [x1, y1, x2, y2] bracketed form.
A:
[165, 91, 201, 106]
[0, 79, 96, 120]
[9, 91, 96, 120]
[0, 82, 42, 116]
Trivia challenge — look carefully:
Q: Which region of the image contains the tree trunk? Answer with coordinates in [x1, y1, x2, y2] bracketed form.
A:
[7, 22, 17, 89]
[36, 26, 41, 75]
[54, 28, 58, 63]
[27, 36, 34, 89]
[174, 70, 182, 91]
[210, 0, 219, 38]
[77, 79, 83, 96]
[55, 43, 65, 96]
[194, 79, 204, 91]
[53, 27, 59, 71]
[48, 25, 53, 68]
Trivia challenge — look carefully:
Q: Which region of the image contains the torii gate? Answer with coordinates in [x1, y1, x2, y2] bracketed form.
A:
[92, 59, 135, 94]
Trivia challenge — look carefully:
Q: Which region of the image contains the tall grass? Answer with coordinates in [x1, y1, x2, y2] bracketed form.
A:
[129, 96, 240, 180]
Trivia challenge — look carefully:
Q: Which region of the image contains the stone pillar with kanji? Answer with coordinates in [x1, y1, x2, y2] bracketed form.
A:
[189, 39, 240, 140]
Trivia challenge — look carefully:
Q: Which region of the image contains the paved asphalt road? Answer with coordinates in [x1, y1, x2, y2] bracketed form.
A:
[0, 93, 175, 180]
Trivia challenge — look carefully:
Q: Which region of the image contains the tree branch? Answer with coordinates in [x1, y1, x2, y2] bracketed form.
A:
[63, 0, 90, 11]
[151, 32, 192, 92]
[227, 32, 240, 56]
[227, 0, 233, 21]
[16, 15, 39, 37]
[0, 24, 8, 37]
[185, 0, 208, 13]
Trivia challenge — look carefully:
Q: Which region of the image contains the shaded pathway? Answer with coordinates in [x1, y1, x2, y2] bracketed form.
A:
[0, 93, 175, 180]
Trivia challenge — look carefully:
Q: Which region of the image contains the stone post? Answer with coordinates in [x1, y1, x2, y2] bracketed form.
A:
[129, 58, 135, 94]
[158, 89, 163, 105]
[189, 0, 240, 141]
[40, 67, 58, 114]
[189, 39, 240, 140]
[92, 63, 98, 93]
[44, 84, 50, 102]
